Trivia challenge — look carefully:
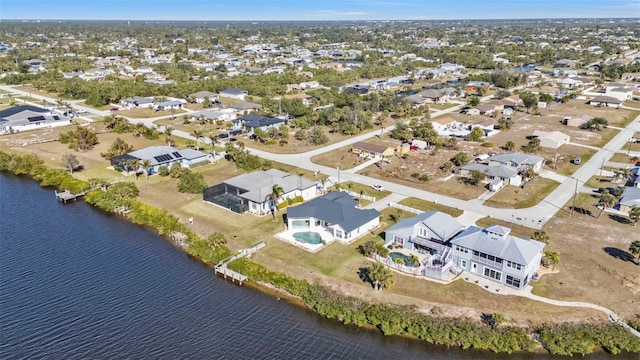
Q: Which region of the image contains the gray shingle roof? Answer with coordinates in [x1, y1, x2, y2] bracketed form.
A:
[223, 169, 317, 203]
[127, 146, 206, 166]
[287, 191, 380, 233]
[238, 114, 285, 129]
[451, 225, 545, 265]
[490, 153, 543, 167]
[461, 163, 518, 179]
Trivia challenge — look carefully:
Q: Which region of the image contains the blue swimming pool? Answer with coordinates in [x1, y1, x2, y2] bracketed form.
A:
[389, 252, 418, 267]
[293, 232, 323, 245]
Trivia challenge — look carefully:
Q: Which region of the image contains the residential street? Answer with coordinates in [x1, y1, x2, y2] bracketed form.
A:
[2, 84, 639, 229]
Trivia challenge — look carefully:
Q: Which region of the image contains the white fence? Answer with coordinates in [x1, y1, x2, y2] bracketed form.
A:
[373, 253, 453, 280]
[387, 202, 423, 215]
[346, 190, 376, 202]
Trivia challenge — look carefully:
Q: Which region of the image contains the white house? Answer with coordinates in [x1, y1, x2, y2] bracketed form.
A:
[204, 169, 319, 215]
[286, 191, 381, 243]
[489, 153, 544, 174]
[110, 146, 207, 175]
[0, 105, 72, 134]
[219, 88, 248, 100]
[121, 96, 155, 109]
[189, 91, 219, 103]
[531, 130, 570, 149]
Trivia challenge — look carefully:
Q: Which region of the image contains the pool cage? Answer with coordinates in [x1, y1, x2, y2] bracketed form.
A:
[203, 183, 249, 213]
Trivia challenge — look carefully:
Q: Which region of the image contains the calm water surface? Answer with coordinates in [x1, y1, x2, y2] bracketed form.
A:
[0, 173, 629, 359]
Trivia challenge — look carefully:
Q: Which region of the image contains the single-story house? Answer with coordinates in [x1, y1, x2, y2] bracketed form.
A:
[352, 141, 394, 159]
[531, 130, 570, 149]
[430, 116, 466, 135]
[564, 114, 591, 127]
[605, 87, 634, 102]
[219, 88, 248, 100]
[190, 91, 219, 103]
[489, 153, 544, 174]
[406, 89, 449, 106]
[228, 101, 261, 113]
[460, 162, 522, 187]
[589, 95, 622, 108]
[451, 225, 546, 289]
[287, 191, 381, 243]
[154, 99, 187, 111]
[0, 105, 72, 134]
[619, 187, 640, 213]
[191, 109, 236, 123]
[232, 114, 287, 134]
[471, 120, 499, 137]
[110, 146, 207, 174]
[121, 96, 155, 109]
[203, 169, 318, 215]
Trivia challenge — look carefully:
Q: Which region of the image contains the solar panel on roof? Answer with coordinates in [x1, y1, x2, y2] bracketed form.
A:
[53, 116, 60, 120]
[27, 116, 46, 122]
[172, 152, 182, 158]
[153, 156, 164, 162]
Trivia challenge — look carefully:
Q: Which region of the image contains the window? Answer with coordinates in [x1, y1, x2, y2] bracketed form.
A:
[418, 227, 427, 238]
[506, 261, 522, 270]
[393, 236, 404, 246]
[506, 275, 521, 288]
[460, 260, 467, 268]
[484, 268, 502, 281]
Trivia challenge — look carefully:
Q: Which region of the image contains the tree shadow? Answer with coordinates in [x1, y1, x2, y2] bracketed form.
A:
[357, 267, 373, 288]
[602, 247, 635, 262]
[608, 214, 631, 225]
[480, 313, 494, 327]
[569, 206, 593, 217]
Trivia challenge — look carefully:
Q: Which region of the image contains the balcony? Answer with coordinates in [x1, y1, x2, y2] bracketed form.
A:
[410, 236, 448, 252]
[471, 254, 503, 269]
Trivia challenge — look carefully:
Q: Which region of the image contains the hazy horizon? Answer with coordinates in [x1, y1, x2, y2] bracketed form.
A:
[1, 0, 639, 21]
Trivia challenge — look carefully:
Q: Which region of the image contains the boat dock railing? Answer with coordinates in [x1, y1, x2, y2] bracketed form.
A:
[214, 241, 266, 285]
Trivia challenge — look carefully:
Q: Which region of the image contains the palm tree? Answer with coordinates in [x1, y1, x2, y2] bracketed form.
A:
[629, 241, 640, 265]
[265, 184, 284, 220]
[192, 129, 203, 151]
[368, 262, 395, 291]
[532, 230, 549, 244]
[599, 191, 617, 210]
[543, 251, 560, 270]
[141, 159, 152, 180]
[164, 126, 174, 146]
[629, 207, 640, 227]
[318, 176, 329, 193]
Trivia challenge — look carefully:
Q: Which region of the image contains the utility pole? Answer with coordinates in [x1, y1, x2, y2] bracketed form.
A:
[629, 131, 636, 156]
[570, 177, 578, 217]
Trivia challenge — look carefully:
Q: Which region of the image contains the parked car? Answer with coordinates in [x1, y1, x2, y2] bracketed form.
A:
[572, 156, 582, 165]
[371, 184, 384, 191]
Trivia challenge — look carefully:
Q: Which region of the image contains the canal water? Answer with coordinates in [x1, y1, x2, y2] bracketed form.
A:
[0, 173, 629, 359]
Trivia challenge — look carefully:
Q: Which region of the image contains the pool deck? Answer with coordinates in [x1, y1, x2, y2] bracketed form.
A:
[275, 228, 335, 252]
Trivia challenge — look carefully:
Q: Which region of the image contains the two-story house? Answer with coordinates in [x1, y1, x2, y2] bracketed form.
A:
[450, 225, 545, 289]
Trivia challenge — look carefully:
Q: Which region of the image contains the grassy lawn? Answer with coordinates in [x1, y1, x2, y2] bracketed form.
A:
[311, 145, 360, 169]
[475, 217, 537, 239]
[329, 181, 392, 200]
[77, 101, 113, 111]
[619, 110, 640, 126]
[117, 107, 186, 119]
[429, 103, 459, 111]
[556, 149, 595, 176]
[422, 177, 487, 201]
[610, 153, 638, 164]
[484, 178, 560, 209]
[14, 86, 60, 100]
[397, 197, 464, 217]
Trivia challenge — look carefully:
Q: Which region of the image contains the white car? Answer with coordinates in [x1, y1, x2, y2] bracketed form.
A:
[371, 184, 384, 191]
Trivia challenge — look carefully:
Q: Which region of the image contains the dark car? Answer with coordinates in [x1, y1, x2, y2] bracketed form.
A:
[217, 133, 229, 139]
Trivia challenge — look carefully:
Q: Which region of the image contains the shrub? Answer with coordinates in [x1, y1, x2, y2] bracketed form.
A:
[481, 142, 494, 148]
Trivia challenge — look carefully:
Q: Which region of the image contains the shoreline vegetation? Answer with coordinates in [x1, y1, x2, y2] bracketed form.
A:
[2, 150, 639, 356]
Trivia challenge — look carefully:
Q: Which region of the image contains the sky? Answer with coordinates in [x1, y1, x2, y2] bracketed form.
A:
[1, 0, 639, 21]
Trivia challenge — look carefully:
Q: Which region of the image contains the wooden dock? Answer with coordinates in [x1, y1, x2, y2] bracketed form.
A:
[55, 189, 87, 203]
[214, 241, 266, 285]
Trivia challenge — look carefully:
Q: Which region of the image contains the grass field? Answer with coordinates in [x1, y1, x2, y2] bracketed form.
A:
[397, 197, 464, 217]
[484, 178, 560, 209]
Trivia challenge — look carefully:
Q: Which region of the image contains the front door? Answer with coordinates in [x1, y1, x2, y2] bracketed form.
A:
[471, 263, 477, 274]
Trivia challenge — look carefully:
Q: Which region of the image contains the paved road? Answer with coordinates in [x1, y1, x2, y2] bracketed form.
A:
[4, 84, 639, 229]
